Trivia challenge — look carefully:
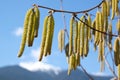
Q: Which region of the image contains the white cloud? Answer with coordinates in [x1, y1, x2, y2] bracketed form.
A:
[30, 47, 47, 62]
[14, 27, 23, 36]
[91, 72, 109, 76]
[19, 62, 62, 75]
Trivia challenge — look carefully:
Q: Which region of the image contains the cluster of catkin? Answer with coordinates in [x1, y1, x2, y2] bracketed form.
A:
[18, 5, 40, 57]
[17, 5, 55, 61]
[57, 0, 120, 75]
[39, 14, 54, 61]
[17, 0, 120, 77]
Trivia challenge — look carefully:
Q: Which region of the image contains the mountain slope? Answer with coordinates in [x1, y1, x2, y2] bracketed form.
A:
[0, 65, 54, 80]
[0, 65, 113, 80]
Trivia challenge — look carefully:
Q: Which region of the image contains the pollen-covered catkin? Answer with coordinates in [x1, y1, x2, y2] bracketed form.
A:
[83, 18, 89, 57]
[111, 0, 115, 19]
[69, 16, 74, 56]
[73, 20, 78, 53]
[39, 16, 49, 61]
[58, 30, 65, 52]
[102, 1, 107, 19]
[114, 37, 119, 66]
[77, 20, 81, 55]
[80, 16, 85, 56]
[115, 0, 119, 13]
[98, 40, 104, 62]
[34, 5, 40, 37]
[106, 0, 110, 16]
[44, 15, 54, 56]
[26, 10, 34, 47]
[30, 13, 36, 46]
[118, 64, 120, 80]
[47, 15, 54, 55]
[94, 12, 100, 45]
[18, 8, 33, 57]
[117, 19, 120, 35]
[87, 15, 92, 40]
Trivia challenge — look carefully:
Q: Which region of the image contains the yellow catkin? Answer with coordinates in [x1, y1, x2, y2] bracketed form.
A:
[72, 54, 76, 70]
[39, 16, 49, 61]
[83, 18, 89, 57]
[34, 6, 40, 37]
[44, 14, 54, 56]
[99, 12, 103, 41]
[102, 1, 107, 19]
[98, 40, 105, 72]
[76, 53, 80, 66]
[68, 55, 73, 75]
[67, 68, 71, 75]
[106, 0, 110, 16]
[94, 12, 100, 45]
[115, 0, 119, 13]
[47, 15, 54, 55]
[114, 37, 119, 66]
[18, 8, 33, 57]
[87, 15, 92, 40]
[118, 64, 120, 80]
[117, 19, 120, 35]
[58, 30, 65, 52]
[69, 16, 74, 56]
[30, 13, 36, 46]
[26, 10, 34, 47]
[77, 19, 81, 55]
[73, 20, 78, 53]
[80, 16, 85, 57]
[111, 0, 115, 20]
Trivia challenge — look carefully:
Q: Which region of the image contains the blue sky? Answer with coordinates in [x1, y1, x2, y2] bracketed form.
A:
[0, 0, 116, 76]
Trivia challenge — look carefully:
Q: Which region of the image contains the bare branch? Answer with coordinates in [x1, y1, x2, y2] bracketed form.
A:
[34, 0, 103, 14]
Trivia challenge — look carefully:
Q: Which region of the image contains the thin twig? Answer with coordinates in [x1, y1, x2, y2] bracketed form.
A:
[80, 64, 94, 80]
[34, 0, 103, 14]
[104, 55, 118, 78]
[109, 51, 116, 73]
[75, 16, 119, 37]
[59, 0, 69, 39]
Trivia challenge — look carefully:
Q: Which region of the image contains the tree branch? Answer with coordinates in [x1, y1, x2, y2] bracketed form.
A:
[75, 16, 119, 37]
[34, 0, 103, 14]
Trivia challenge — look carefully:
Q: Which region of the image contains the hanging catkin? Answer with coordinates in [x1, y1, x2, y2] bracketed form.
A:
[114, 37, 120, 66]
[44, 14, 54, 56]
[94, 11, 100, 46]
[80, 16, 85, 57]
[69, 16, 74, 56]
[87, 15, 92, 40]
[39, 16, 49, 61]
[73, 20, 78, 53]
[117, 19, 120, 35]
[83, 18, 89, 57]
[26, 10, 34, 47]
[18, 8, 33, 57]
[111, 0, 115, 19]
[47, 15, 54, 55]
[58, 29, 65, 52]
[34, 5, 40, 37]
